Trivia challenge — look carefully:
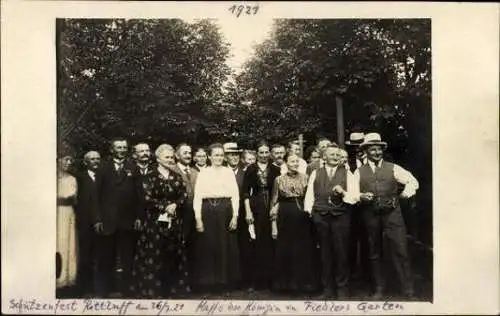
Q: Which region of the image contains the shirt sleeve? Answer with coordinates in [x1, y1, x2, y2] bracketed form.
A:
[193, 170, 205, 221]
[299, 159, 308, 174]
[343, 170, 360, 204]
[393, 164, 419, 197]
[303, 170, 316, 213]
[228, 169, 240, 217]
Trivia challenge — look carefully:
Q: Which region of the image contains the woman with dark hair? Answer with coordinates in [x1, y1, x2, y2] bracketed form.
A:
[269, 152, 318, 294]
[56, 152, 78, 290]
[193, 143, 241, 294]
[129, 144, 190, 299]
[242, 141, 281, 291]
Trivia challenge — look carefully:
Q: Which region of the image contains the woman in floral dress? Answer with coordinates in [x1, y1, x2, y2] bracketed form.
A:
[129, 144, 190, 299]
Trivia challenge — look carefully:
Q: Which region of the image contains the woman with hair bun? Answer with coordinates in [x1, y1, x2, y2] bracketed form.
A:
[193, 143, 241, 294]
[269, 152, 317, 294]
[242, 141, 281, 291]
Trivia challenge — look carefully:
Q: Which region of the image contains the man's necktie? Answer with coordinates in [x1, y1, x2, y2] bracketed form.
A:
[184, 167, 190, 177]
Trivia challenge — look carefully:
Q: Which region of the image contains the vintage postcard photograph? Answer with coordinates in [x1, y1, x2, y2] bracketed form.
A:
[2, 1, 499, 315]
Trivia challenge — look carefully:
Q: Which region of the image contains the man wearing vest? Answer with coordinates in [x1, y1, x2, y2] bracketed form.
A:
[304, 145, 358, 299]
[353, 133, 419, 300]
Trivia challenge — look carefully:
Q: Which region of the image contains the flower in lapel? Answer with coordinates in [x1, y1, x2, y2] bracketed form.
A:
[124, 169, 133, 177]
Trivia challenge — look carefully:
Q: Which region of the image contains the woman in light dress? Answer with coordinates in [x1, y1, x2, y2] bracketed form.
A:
[56, 154, 78, 289]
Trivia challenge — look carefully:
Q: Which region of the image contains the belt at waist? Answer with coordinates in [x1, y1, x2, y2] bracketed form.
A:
[202, 197, 231, 203]
[57, 197, 75, 206]
[279, 196, 304, 203]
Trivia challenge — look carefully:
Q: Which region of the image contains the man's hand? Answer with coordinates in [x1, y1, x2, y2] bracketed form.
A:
[332, 185, 345, 196]
[134, 219, 141, 230]
[165, 203, 177, 216]
[196, 219, 204, 233]
[400, 191, 412, 199]
[94, 222, 104, 233]
[228, 216, 238, 231]
[360, 192, 375, 202]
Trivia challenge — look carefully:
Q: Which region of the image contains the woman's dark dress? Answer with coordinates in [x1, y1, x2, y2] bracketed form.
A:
[272, 173, 318, 292]
[243, 163, 281, 289]
[129, 170, 190, 298]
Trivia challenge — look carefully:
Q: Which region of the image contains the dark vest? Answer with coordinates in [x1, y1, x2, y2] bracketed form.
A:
[313, 165, 349, 214]
[359, 161, 399, 212]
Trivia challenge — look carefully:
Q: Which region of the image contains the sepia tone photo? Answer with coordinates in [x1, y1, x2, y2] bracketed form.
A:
[55, 17, 433, 302]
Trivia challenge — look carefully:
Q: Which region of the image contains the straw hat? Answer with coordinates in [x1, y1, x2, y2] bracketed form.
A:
[223, 142, 243, 153]
[359, 133, 387, 149]
[345, 132, 365, 146]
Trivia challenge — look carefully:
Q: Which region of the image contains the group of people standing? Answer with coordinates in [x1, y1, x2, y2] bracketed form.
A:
[56, 131, 419, 300]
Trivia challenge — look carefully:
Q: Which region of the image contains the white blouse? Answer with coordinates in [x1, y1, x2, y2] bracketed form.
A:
[193, 166, 240, 220]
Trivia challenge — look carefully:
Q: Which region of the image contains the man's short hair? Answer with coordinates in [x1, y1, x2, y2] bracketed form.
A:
[271, 143, 285, 151]
[175, 143, 191, 153]
[155, 144, 175, 158]
[109, 137, 128, 149]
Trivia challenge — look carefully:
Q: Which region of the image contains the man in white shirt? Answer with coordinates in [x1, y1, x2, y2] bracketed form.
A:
[352, 133, 419, 300]
[304, 145, 358, 299]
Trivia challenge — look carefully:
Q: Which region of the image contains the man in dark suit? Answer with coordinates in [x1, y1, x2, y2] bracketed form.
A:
[345, 133, 370, 285]
[168, 143, 199, 271]
[224, 142, 250, 289]
[94, 138, 143, 297]
[75, 150, 101, 297]
[132, 142, 154, 177]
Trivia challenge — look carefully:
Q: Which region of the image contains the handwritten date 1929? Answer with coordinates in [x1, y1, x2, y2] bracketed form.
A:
[228, 4, 259, 17]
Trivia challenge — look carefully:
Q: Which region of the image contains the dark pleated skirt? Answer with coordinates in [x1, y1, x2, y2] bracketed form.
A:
[273, 198, 318, 292]
[193, 198, 241, 288]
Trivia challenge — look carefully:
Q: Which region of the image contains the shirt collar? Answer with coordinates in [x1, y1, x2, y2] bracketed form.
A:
[113, 158, 125, 165]
[177, 162, 189, 171]
[367, 159, 383, 169]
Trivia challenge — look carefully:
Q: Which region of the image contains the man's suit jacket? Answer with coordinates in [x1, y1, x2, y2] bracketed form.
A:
[95, 158, 144, 235]
[168, 164, 198, 204]
[76, 170, 99, 230]
[168, 163, 199, 242]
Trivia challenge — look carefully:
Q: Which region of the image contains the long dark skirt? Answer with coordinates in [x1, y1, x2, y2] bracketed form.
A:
[273, 198, 318, 292]
[193, 198, 241, 289]
[129, 210, 190, 299]
[249, 192, 274, 289]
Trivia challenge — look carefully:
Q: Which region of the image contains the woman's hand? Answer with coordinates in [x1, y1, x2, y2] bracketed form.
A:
[165, 203, 177, 216]
[196, 219, 204, 233]
[245, 207, 254, 225]
[269, 204, 279, 221]
[228, 216, 238, 231]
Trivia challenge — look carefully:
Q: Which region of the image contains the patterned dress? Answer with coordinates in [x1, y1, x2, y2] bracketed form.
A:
[129, 169, 190, 299]
[271, 172, 318, 292]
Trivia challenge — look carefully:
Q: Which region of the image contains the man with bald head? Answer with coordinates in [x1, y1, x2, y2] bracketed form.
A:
[75, 150, 101, 297]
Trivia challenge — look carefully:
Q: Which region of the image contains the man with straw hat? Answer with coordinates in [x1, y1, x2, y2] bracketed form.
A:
[344, 132, 370, 285]
[353, 132, 419, 300]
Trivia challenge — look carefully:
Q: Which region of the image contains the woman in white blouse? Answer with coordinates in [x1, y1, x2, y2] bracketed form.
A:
[192, 143, 241, 294]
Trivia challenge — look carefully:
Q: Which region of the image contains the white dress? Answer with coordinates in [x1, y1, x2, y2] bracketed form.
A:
[56, 174, 78, 288]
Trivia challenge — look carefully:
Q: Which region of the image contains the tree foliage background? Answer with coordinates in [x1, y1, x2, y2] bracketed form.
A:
[58, 18, 431, 247]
